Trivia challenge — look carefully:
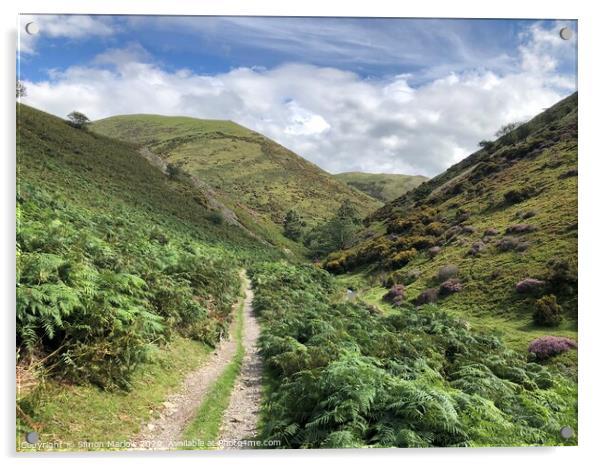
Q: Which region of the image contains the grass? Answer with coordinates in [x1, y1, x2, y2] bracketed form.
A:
[180, 279, 247, 450]
[345, 276, 577, 354]
[17, 336, 213, 451]
[334, 172, 428, 203]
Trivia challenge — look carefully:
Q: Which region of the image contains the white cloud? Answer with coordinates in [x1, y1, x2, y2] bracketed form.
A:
[21, 22, 576, 177]
[19, 15, 115, 54]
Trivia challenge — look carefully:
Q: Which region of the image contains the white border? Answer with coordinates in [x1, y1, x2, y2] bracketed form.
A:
[2, 1, 601, 465]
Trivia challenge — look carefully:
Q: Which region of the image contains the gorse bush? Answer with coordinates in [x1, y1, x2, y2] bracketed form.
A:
[533, 295, 563, 327]
[250, 262, 576, 448]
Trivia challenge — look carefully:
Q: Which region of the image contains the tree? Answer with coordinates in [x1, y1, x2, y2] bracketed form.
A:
[66, 111, 91, 130]
[495, 122, 521, 138]
[478, 140, 494, 150]
[283, 209, 304, 241]
[166, 163, 185, 179]
[304, 200, 363, 257]
[337, 199, 362, 225]
[16, 80, 26, 98]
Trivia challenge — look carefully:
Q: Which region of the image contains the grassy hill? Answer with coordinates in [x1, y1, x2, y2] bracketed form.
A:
[324, 93, 578, 354]
[92, 115, 380, 252]
[16, 104, 280, 443]
[335, 172, 428, 202]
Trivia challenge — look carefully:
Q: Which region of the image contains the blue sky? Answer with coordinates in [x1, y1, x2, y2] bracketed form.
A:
[18, 16, 577, 176]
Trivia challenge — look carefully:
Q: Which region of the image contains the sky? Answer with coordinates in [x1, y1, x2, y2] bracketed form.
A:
[17, 15, 577, 177]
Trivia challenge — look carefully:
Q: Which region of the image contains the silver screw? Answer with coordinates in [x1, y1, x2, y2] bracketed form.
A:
[560, 426, 574, 439]
[559, 27, 573, 41]
[25, 22, 39, 35]
[25, 431, 39, 444]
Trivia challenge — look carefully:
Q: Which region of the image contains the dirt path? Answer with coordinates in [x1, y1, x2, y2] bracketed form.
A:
[130, 271, 256, 450]
[217, 277, 263, 450]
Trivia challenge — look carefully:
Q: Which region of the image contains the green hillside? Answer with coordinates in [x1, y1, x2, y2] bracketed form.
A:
[16, 104, 279, 440]
[92, 115, 380, 252]
[335, 172, 428, 202]
[324, 93, 578, 352]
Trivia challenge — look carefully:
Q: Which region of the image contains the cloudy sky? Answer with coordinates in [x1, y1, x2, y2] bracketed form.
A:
[18, 15, 577, 176]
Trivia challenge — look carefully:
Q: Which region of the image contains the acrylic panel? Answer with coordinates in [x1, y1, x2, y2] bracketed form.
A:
[16, 15, 578, 451]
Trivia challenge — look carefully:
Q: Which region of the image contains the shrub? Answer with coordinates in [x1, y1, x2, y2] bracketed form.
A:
[558, 169, 577, 179]
[528, 336, 577, 360]
[207, 210, 224, 225]
[468, 240, 486, 256]
[515, 241, 530, 251]
[428, 246, 441, 258]
[424, 222, 444, 236]
[437, 264, 458, 283]
[483, 228, 499, 237]
[439, 278, 463, 297]
[413, 287, 439, 305]
[503, 187, 535, 205]
[383, 284, 406, 306]
[533, 295, 563, 327]
[166, 163, 185, 179]
[444, 225, 462, 240]
[408, 236, 436, 250]
[497, 236, 528, 252]
[383, 268, 421, 287]
[387, 249, 417, 268]
[387, 219, 413, 234]
[516, 278, 546, 294]
[506, 224, 537, 234]
[382, 270, 404, 288]
[461, 225, 476, 234]
[546, 259, 577, 295]
[520, 210, 537, 219]
[455, 209, 470, 224]
[471, 160, 500, 181]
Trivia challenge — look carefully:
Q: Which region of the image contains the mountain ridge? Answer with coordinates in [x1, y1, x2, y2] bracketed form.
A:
[334, 171, 428, 203]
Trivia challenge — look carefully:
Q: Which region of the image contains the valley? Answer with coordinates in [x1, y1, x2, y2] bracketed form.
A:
[16, 93, 578, 450]
[92, 115, 380, 255]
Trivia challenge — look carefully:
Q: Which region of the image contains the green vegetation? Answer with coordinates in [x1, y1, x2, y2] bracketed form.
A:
[325, 94, 578, 325]
[182, 292, 246, 449]
[16, 92, 578, 450]
[17, 336, 212, 451]
[334, 172, 428, 203]
[66, 111, 91, 130]
[16, 104, 278, 445]
[303, 199, 364, 258]
[283, 209, 305, 242]
[250, 262, 576, 448]
[92, 115, 379, 252]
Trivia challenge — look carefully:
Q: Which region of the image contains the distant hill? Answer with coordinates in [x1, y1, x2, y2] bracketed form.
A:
[325, 93, 578, 336]
[335, 172, 428, 202]
[92, 115, 380, 252]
